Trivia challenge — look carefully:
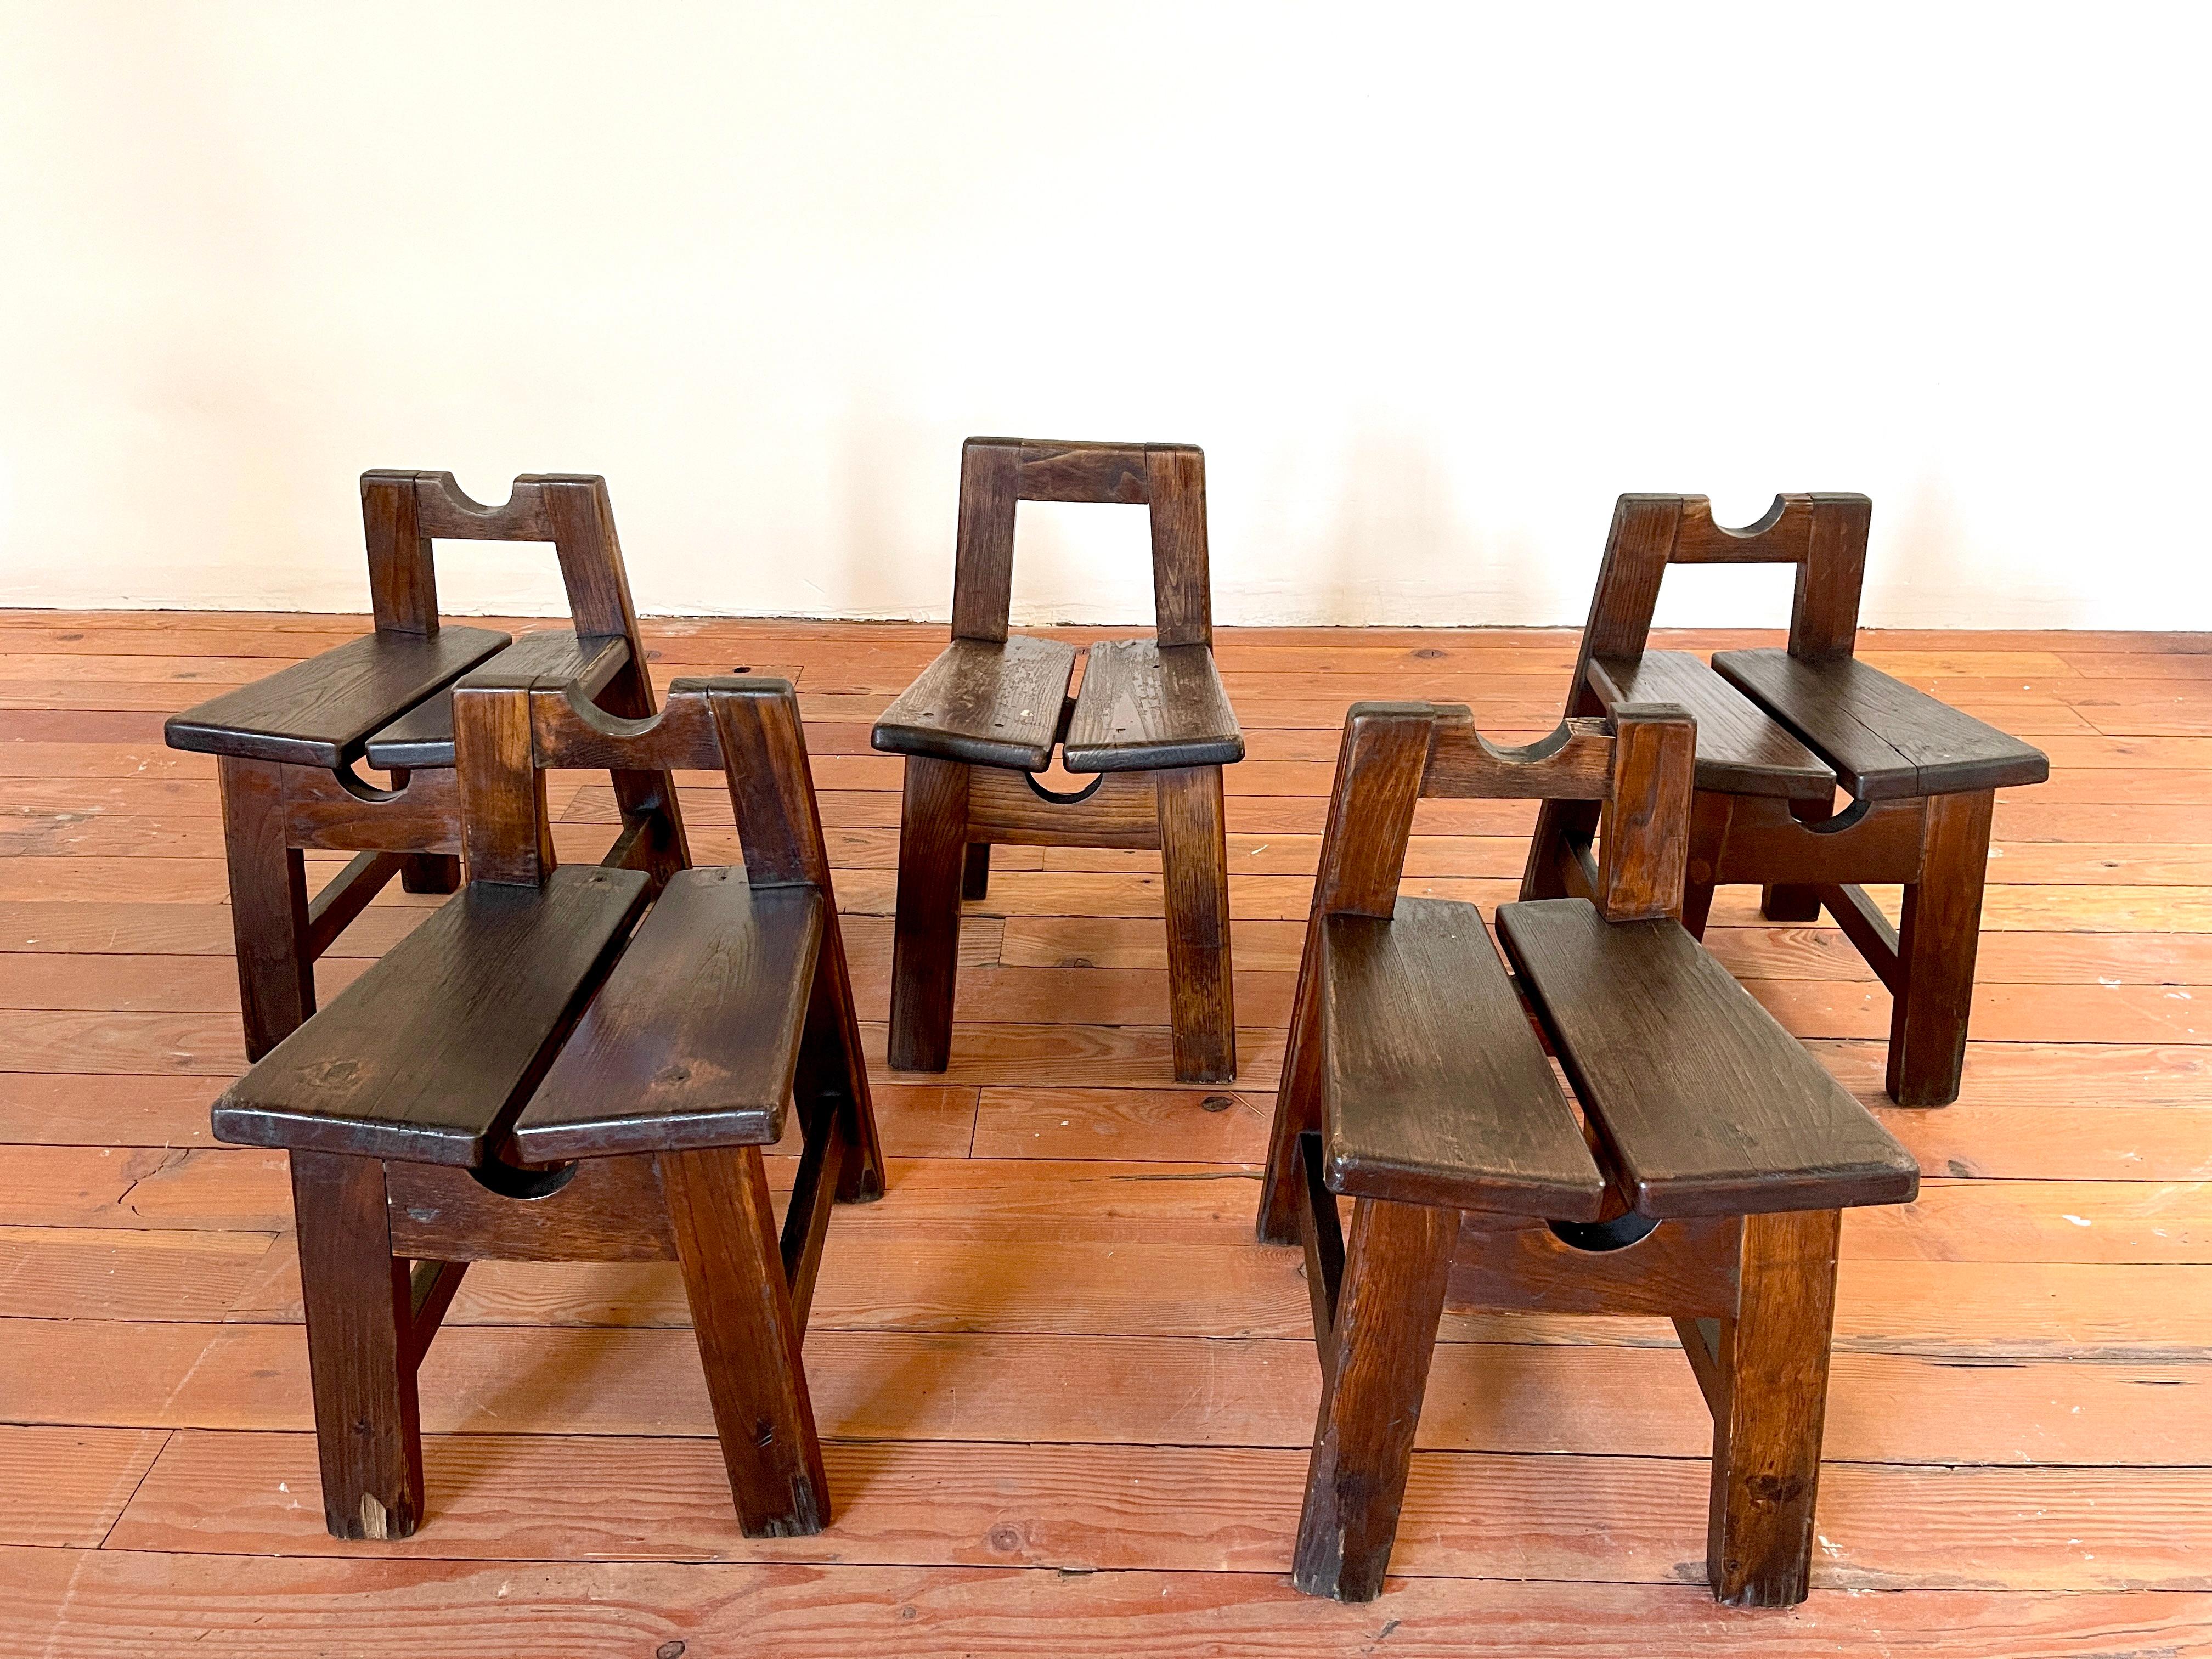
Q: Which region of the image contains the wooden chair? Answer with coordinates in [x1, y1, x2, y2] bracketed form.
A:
[1521, 494, 2049, 1105]
[166, 471, 686, 1061]
[1257, 699, 1918, 1607]
[872, 438, 1243, 1082]
[207, 668, 883, 1542]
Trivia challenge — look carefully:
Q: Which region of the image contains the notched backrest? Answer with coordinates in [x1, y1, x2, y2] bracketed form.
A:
[1575, 492, 1874, 686]
[452, 674, 836, 901]
[362, 466, 667, 753]
[950, 437, 1212, 649]
[1310, 701, 1695, 927]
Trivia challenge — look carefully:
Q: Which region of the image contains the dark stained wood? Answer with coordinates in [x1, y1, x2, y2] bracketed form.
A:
[358, 471, 438, 634]
[1062, 640, 1242, 772]
[1889, 788, 1995, 1106]
[1291, 1193, 1457, 1601]
[1425, 712, 1615, 799]
[210, 867, 650, 1165]
[870, 636, 1077, 771]
[1596, 702, 1695, 922]
[385, 1155, 678, 1263]
[888, 435, 1240, 1077]
[451, 668, 554, 888]
[289, 1150, 422, 1540]
[1715, 647, 2052, 799]
[965, 766, 1160, 848]
[661, 1144, 830, 1537]
[1448, 1211, 1742, 1319]
[215, 755, 314, 1060]
[886, 755, 969, 1073]
[1708, 1207, 1842, 1606]
[1588, 652, 1833, 798]
[362, 631, 630, 771]
[1154, 765, 1235, 1083]
[512, 873, 823, 1160]
[1530, 490, 2048, 1108]
[1318, 900, 1604, 1218]
[1496, 898, 1921, 1217]
[165, 627, 512, 769]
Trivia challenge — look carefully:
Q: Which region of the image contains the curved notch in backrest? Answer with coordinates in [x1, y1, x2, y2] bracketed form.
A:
[1669, 494, 1813, 565]
[950, 436, 1212, 650]
[1422, 709, 1616, 800]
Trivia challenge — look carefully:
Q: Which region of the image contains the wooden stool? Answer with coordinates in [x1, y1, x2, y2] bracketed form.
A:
[1521, 493, 2049, 1105]
[166, 471, 686, 1061]
[1258, 699, 1918, 1606]
[872, 438, 1243, 1082]
[208, 669, 883, 1541]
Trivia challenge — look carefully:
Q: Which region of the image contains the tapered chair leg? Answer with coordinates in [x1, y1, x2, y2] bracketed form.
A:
[1760, 794, 1832, 922]
[887, 757, 969, 1073]
[1887, 789, 1993, 1107]
[1708, 1208, 1841, 1607]
[962, 842, 991, 900]
[1156, 764, 1236, 1084]
[216, 755, 315, 1062]
[1293, 1195, 1457, 1602]
[290, 1150, 424, 1541]
[663, 1144, 831, 1537]
[795, 927, 887, 1204]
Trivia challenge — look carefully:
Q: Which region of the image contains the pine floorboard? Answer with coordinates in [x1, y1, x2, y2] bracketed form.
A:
[2, 613, 2208, 1654]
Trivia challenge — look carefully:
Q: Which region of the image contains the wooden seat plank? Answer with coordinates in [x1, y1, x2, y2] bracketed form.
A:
[1063, 639, 1245, 774]
[209, 865, 650, 1164]
[1587, 652, 1832, 799]
[1713, 647, 2052, 800]
[1318, 896, 1606, 1220]
[512, 869, 824, 1161]
[165, 627, 512, 769]
[362, 631, 630, 771]
[1495, 896, 1919, 1218]
[869, 636, 1077, 772]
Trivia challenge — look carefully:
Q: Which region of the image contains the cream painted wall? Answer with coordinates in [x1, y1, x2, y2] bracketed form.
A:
[1, 2, 2206, 629]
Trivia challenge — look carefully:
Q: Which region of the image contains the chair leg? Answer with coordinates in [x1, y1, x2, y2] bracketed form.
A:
[662, 1145, 831, 1537]
[399, 853, 461, 895]
[1707, 1208, 1841, 1607]
[1257, 950, 1324, 1246]
[289, 1150, 424, 1541]
[1520, 798, 1600, 901]
[1888, 788, 1994, 1107]
[887, 757, 969, 1073]
[1156, 764, 1236, 1084]
[1291, 1194, 1457, 1602]
[795, 920, 887, 1204]
[216, 755, 315, 1062]
[962, 841, 991, 900]
[1761, 794, 1833, 922]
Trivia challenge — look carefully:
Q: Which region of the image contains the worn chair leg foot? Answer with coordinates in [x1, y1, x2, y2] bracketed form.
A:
[399, 853, 462, 895]
[1887, 789, 1992, 1107]
[1292, 1195, 1456, 1602]
[887, 757, 968, 1073]
[217, 755, 316, 1062]
[1708, 1209, 1841, 1607]
[664, 1146, 831, 1537]
[290, 1150, 424, 1541]
[1157, 765, 1236, 1084]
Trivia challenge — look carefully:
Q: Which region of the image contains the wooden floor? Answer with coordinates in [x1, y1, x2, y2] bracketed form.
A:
[3, 613, 2210, 1656]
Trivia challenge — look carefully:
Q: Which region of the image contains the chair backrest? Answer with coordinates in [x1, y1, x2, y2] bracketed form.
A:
[1569, 493, 1874, 704]
[451, 673, 836, 902]
[949, 437, 1212, 648]
[360, 470, 663, 730]
[1308, 700, 1696, 928]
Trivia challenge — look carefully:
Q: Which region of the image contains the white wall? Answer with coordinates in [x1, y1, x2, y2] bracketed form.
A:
[2, 2, 2206, 630]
